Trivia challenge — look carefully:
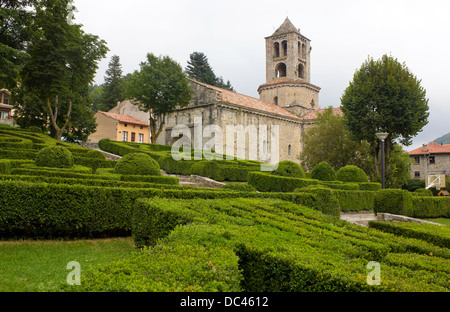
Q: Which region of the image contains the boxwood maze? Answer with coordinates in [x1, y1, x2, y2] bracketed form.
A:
[73, 198, 450, 292]
[1, 127, 450, 292]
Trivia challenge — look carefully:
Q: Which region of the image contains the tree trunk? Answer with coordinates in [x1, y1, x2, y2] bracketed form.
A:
[149, 113, 165, 144]
[46, 95, 72, 141]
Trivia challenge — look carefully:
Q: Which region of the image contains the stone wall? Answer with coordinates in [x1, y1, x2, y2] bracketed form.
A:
[410, 153, 450, 178]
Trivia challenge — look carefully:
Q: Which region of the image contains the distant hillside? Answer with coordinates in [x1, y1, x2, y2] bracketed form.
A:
[433, 132, 450, 145]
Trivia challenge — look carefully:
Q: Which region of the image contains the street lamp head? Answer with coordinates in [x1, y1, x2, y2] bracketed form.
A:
[376, 132, 389, 141]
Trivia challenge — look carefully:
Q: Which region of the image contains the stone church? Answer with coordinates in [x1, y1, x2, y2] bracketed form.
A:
[93, 18, 342, 164]
[158, 17, 337, 164]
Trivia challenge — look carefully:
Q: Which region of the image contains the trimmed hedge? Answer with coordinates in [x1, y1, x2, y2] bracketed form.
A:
[358, 182, 382, 191]
[410, 196, 450, 218]
[0, 159, 34, 174]
[273, 160, 305, 178]
[191, 161, 252, 182]
[248, 171, 319, 192]
[374, 189, 450, 218]
[35, 146, 74, 168]
[9, 167, 178, 185]
[369, 221, 450, 249]
[413, 188, 434, 197]
[374, 189, 413, 216]
[311, 162, 336, 181]
[115, 153, 161, 176]
[222, 182, 257, 192]
[336, 165, 369, 183]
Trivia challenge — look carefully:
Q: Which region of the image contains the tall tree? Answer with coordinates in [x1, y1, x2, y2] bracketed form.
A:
[102, 54, 125, 110]
[300, 107, 373, 175]
[185, 51, 234, 91]
[341, 54, 429, 177]
[128, 53, 193, 143]
[0, 0, 35, 89]
[16, 0, 108, 140]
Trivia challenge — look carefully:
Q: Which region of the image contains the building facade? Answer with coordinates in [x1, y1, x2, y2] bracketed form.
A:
[0, 89, 15, 127]
[409, 142, 450, 179]
[92, 18, 343, 164]
[88, 111, 150, 143]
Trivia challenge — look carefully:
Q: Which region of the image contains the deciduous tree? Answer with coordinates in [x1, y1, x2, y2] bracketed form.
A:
[340, 54, 429, 177]
[127, 53, 193, 143]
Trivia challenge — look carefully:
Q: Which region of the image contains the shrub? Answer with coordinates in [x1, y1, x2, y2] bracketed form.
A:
[86, 150, 106, 160]
[115, 153, 161, 176]
[374, 189, 413, 216]
[191, 161, 252, 182]
[410, 196, 450, 218]
[158, 155, 195, 175]
[320, 181, 360, 190]
[402, 179, 426, 192]
[294, 186, 340, 216]
[336, 165, 368, 183]
[358, 182, 382, 191]
[311, 162, 336, 181]
[222, 182, 257, 192]
[273, 160, 305, 178]
[413, 188, 434, 197]
[248, 171, 319, 192]
[35, 146, 74, 168]
[369, 221, 450, 249]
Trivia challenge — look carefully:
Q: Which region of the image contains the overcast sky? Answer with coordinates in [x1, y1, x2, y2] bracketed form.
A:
[73, 0, 450, 151]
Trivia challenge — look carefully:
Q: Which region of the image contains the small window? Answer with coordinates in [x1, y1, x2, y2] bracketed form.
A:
[288, 144, 292, 156]
[124, 123, 128, 127]
[429, 156, 435, 164]
[138, 133, 144, 143]
[281, 40, 288, 57]
[131, 132, 136, 142]
[414, 171, 421, 178]
[122, 131, 128, 142]
[140, 126, 143, 130]
[414, 156, 420, 164]
[273, 42, 280, 58]
[274, 96, 278, 105]
[3, 94, 9, 104]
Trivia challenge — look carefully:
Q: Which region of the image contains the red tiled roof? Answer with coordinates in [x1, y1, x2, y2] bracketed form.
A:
[192, 80, 301, 120]
[409, 142, 450, 155]
[98, 111, 149, 127]
[301, 107, 343, 120]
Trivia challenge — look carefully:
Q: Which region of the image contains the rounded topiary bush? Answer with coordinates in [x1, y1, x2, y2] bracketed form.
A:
[115, 153, 161, 176]
[273, 160, 305, 178]
[86, 150, 106, 160]
[413, 188, 434, 197]
[311, 162, 336, 181]
[336, 165, 368, 183]
[35, 145, 74, 168]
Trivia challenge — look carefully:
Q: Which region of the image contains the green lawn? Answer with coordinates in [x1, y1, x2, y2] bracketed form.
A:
[0, 237, 136, 292]
[424, 218, 450, 226]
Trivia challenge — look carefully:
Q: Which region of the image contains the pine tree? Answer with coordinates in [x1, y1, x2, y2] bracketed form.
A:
[185, 52, 234, 91]
[102, 55, 125, 110]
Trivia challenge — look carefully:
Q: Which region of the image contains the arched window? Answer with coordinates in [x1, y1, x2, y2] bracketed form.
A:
[273, 42, 280, 58]
[310, 99, 315, 109]
[302, 43, 306, 59]
[298, 41, 302, 58]
[281, 40, 288, 57]
[297, 64, 305, 79]
[288, 144, 292, 156]
[274, 96, 278, 105]
[275, 63, 287, 78]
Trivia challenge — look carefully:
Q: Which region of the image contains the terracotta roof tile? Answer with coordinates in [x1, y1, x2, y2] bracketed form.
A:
[192, 80, 301, 120]
[409, 142, 450, 155]
[98, 111, 149, 127]
[301, 107, 343, 120]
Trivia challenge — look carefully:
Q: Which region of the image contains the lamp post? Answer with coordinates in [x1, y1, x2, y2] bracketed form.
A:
[376, 133, 389, 189]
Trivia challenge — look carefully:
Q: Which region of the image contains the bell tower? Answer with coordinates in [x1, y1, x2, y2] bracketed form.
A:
[258, 18, 321, 117]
